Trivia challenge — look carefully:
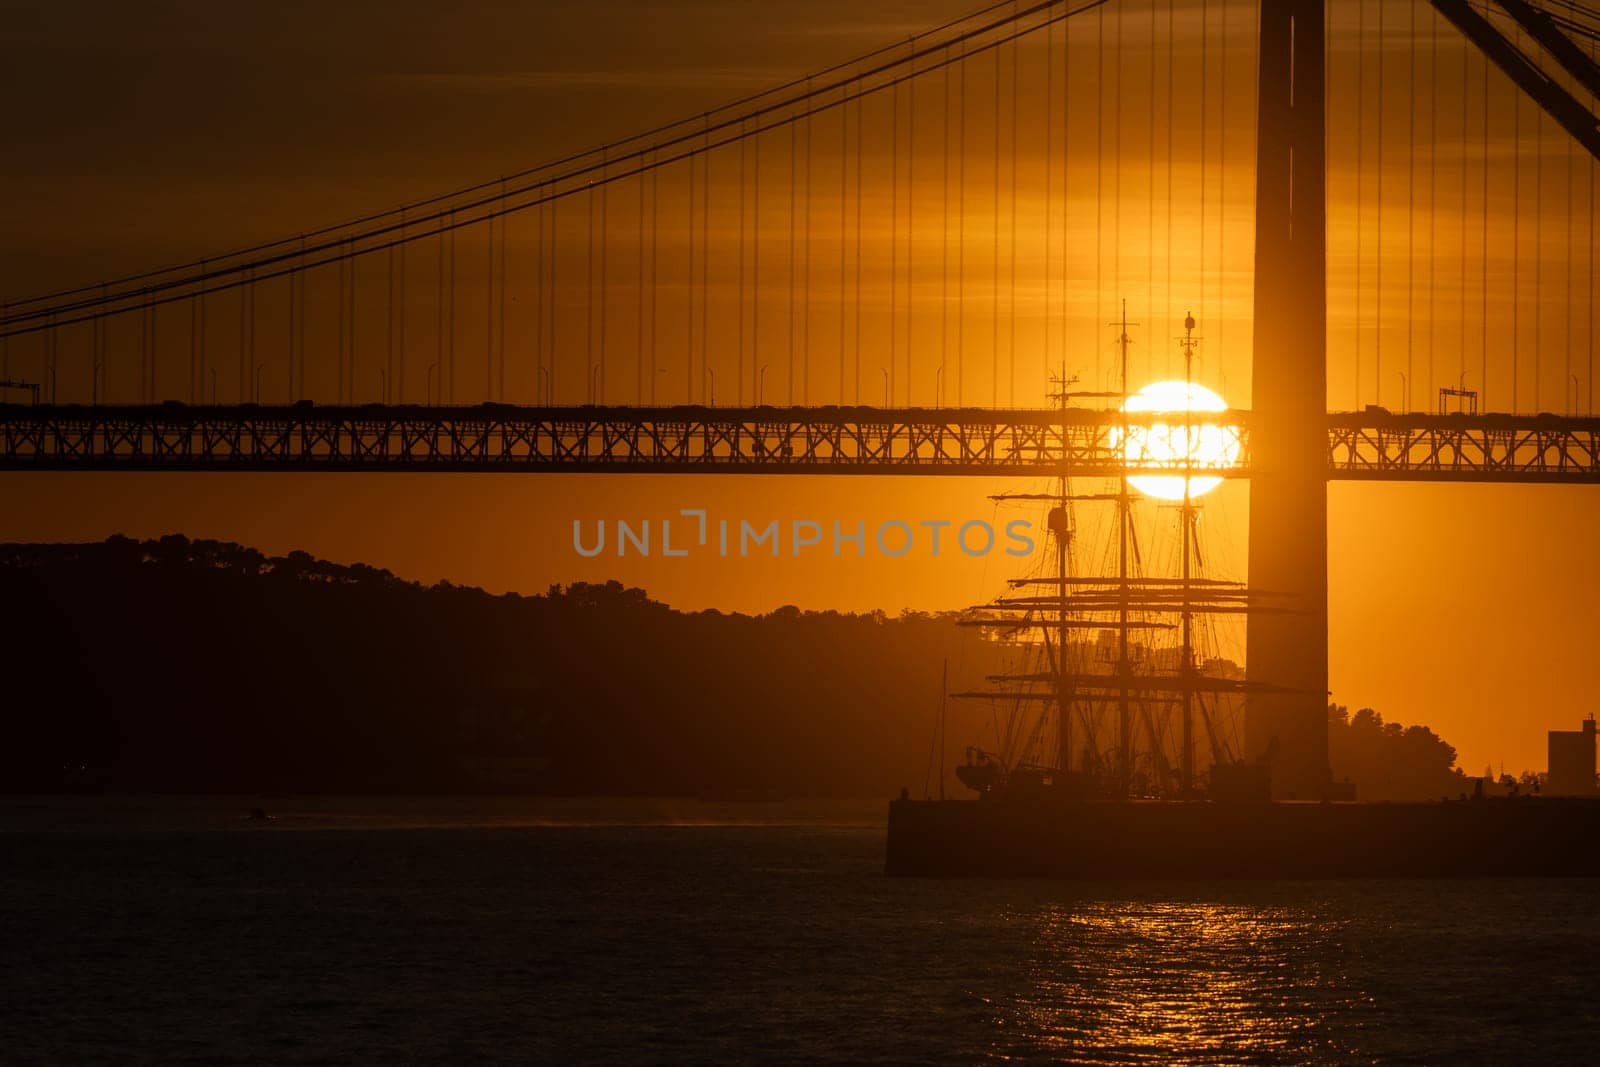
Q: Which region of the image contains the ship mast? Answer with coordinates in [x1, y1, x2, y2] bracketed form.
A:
[1179, 311, 1199, 795]
[1052, 364, 1073, 776]
[1114, 301, 1136, 795]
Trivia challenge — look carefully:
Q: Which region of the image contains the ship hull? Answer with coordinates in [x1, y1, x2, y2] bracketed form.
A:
[886, 797, 1600, 878]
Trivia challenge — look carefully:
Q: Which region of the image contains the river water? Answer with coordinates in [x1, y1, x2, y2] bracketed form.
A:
[4, 796, 1597, 1063]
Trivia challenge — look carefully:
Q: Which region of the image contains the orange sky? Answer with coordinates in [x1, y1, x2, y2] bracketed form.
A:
[2, 0, 1598, 774]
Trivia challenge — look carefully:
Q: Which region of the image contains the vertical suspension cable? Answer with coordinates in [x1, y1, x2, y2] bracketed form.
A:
[340, 247, 349, 401]
[1044, 20, 1054, 383]
[288, 261, 298, 401]
[549, 198, 560, 402]
[93, 307, 102, 402]
[651, 160, 659, 406]
[588, 183, 601, 399]
[448, 215, 456, 403]
[1459, 34, 1468, 403]
[790, 117, 798, 404]
[840, 94, 849, 403]
[1408, 0, 1416, 412]
[397, 217, 405, 402]
[891, 77, 901, 407]
[994, 46, 1001, 405]
[600, 173, 609, 403]
[855, 93, 864, 406]
[1566, 107, 1574, 412]
[1376, 0, 1384, 406]
[198, 264, 207, 403]
[1113, 0, 1121, 337]
[1481, 49, 1489, 409]
[686, 151, 696, 403]
[189, 292, 197, 403]
[1513, 88, 1520, 411]
[297, 242, 307, 401]
[1533, 104, 1544, 413]
[909, 64, 918, 404]
[1429, 3, 1438, 409]
[739, 122, 748, 406]
[345, 251, 353, 401]
[1097, 5, 1105, 387]
[1356, 0, 1365, 407]
[1195, 0, 1206, 384]
[1218, 0, 1227, 380]
[1147, 0, 1157, 383]
[753, 124, 762, 406]
[1535, 104, 1544, 413]
[1009, 31, 1018, 406]
[138, 300, 148, 403]
[387, 244, 395, 403]
[958, 46, 967, 407]
[700, 126, 710, 402]
[536, 193, 546, 402]
[942, 53, 951, 404]
[1166, 0, 1174, 379]
[499, 181, 507, 402]
[639, 162, 647, 404]
[240, 278, 249, 403]
[486, 215, 495, 400]
[1062, 13, 1071, 377]
[804, 88, 813, 405]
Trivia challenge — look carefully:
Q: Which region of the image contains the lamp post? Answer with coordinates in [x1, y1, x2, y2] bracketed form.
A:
[880, 367, 889, 408]
[254, 363, 265, 403]
[1571, 373, 1581, 416]
[935, 363, 945, 408]
[1397, 371, 1408, 414]
[758, 363, 769, 405]
[426, 362, 439, 405]
[379, 368, 388, 405]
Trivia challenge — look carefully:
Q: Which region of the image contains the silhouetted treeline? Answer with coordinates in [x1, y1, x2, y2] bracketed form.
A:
[0, 535, 1006, 796]
[1, 536, 1473, 798]
[1328, 704, 1469, 801]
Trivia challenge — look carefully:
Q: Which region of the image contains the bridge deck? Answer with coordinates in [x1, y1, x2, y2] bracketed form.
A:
[1, 404, 1598, 482]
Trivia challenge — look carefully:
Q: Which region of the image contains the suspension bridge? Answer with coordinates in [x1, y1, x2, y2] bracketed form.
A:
[2, 0, 1597, 796]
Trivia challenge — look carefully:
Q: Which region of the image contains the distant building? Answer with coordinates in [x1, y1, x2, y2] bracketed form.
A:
[1546, 717, 1598, 797]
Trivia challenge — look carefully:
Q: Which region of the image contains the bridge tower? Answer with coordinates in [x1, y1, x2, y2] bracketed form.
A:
[1246, 0, 1331, 798]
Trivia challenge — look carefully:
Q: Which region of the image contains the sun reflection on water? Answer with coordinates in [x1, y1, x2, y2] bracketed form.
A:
[977, 897, 1371, 1063]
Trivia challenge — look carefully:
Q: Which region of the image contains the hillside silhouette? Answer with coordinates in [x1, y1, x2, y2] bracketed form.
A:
[1, 536, 1470, 798]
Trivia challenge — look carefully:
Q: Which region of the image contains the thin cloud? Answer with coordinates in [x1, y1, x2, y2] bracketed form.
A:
[373, 69, 786, 94]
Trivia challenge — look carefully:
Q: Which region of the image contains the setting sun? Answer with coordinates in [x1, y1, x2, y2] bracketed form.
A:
[1115, 380, 1242, 501]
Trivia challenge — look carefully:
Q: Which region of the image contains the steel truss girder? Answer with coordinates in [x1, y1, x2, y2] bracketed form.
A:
[1326, 411, 1600, 482]
[4, 404, 1600, 482]
[0, 404, 1246, 477]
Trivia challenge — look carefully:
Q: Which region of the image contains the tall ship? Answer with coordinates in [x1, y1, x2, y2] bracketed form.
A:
[887, 312, 1600, 879]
